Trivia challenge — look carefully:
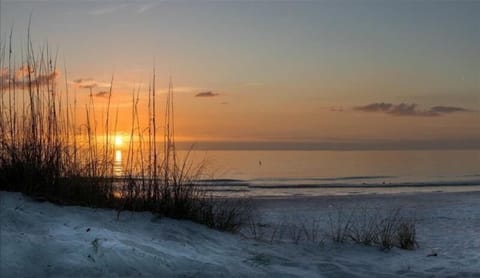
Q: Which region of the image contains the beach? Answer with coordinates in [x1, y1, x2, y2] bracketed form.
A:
[2, 190, 479, 277]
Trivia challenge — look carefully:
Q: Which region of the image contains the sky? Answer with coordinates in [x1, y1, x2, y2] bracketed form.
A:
[1, 0, 479, 150]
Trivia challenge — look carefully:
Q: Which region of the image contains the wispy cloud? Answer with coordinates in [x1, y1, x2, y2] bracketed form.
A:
[156, 86, 199, 94]
[195, 91, 220, 98]
[137, 3, 156, 14]
[88, 3, 156, 16]
[354, 102, 471, 117]
[89, 4, 128, 16]
[330, 106, 344, 112]
[71, 78, 111, 89]
[1, 67, 59, 91]
[429, 106, 470, 114]
[15, 65, 33, 78]
[355, 102, 393, 113]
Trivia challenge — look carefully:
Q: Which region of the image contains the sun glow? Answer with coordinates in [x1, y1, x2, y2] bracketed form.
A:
[114, 135, 124, 148]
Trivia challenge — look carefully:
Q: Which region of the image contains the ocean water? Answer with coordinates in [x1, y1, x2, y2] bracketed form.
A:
[184, 150, 480, 197]
[115, 149, 480, 197]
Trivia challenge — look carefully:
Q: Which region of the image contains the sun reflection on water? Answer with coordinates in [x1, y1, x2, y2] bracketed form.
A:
[114, 150, 123, 177]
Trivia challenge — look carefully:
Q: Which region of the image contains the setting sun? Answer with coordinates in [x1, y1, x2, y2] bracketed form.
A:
[114, 135, 123, 148]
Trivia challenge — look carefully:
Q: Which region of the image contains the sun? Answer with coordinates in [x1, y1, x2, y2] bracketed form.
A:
[114, 135, 123, 148]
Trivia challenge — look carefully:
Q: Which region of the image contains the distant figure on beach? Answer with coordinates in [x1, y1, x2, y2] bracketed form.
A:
[259, 160, 262, 167]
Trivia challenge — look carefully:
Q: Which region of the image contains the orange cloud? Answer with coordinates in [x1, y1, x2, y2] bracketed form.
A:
[95, 91, 110, 98]
[71, 78, 111, 89]
[0, 68, 59, 91]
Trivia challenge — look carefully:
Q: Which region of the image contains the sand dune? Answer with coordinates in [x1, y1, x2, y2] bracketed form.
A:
[1, 191, 479, 277]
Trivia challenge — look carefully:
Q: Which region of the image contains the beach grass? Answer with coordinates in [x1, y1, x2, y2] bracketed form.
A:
[0, 32, 250, 232]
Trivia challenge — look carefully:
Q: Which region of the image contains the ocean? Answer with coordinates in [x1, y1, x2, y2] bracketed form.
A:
[115, 149, 480, 197]
[185, 150, 480, 197]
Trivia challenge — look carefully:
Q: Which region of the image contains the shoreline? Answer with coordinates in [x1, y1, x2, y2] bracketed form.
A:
[222, 184, 480, 199]
[247, 188, 480, 201]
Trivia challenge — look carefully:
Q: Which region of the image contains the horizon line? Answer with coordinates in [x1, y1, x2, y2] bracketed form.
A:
[171, 140, 480, 151]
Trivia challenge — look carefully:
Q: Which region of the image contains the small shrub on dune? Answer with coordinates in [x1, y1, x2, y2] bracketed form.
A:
[328, 208, 353, 243]
[198, 198, 253, 232]
[376, 209, 418, 251]
[397, 219, 417, 250]
[349, 208, 379, 246]
[301, 218, 323, 244]
[328, 207, 418, 250]
[377, 209, 401, 250]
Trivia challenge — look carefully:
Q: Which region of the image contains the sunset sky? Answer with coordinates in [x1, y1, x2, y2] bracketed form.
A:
[1, 0, 479, 149]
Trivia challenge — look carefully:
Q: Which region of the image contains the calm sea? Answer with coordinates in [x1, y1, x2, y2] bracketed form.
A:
[187, 150, 480, 197]
[117, 150, 480, 197]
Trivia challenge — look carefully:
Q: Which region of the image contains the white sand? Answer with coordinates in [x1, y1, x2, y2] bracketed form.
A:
[1, 191, 479, 277]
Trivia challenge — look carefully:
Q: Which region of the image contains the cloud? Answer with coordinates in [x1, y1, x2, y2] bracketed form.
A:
[330, 106, 344, 112]
[88, 3, 156, 16]
[354, 102, 393, 113]
[388, 103, 422, 116]
[354, 102, 471, 117]
[95, 91, 110, 98]
[429, 106, 470, 114]
[72, 78, 111, 89]
[157, 86, 199, 94]
[15, 65, 34, 78]
[0, 68, 9, 82]
[1, 68, 60, 91]
[137, 3, 156, 14]
[72, 79, 97, 89]
[89, 4, 128, 16]
[195, 91, 220, 98]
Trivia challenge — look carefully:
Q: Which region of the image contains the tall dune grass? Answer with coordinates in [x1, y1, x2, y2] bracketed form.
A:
[0, 30, 114, 205]
[0, 32, 250, 232]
